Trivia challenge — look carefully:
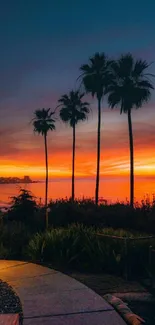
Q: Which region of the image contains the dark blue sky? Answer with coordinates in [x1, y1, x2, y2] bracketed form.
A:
[0, 0, 155, 178]
[1, 0, 155, 107]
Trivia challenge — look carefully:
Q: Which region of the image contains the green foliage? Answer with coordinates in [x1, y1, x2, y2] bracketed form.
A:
[1, 212, 154, 279]
[28, 224, 155, 277]
[0, 222, 31, 259]
[0, 243, 10, 259]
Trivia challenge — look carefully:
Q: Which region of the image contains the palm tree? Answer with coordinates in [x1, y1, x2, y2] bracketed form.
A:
[58, 90, 90, 201]
[32, 108, 56, 227]
[80, 53, 112, 205]
[107, 54, 154, 207]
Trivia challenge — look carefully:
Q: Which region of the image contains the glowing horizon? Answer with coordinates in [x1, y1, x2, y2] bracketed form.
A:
[1, 106, 155, 179]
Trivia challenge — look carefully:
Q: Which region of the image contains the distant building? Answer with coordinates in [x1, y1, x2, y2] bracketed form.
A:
[23, 176, 32, 183]
[0, 176, 35, 184]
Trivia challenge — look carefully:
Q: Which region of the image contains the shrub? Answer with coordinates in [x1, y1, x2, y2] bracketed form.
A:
[6, 188, 38, 224]
[0, 243, 10, 259]
[2, 196, 155, 233]
[48, 198, 101, 227]
[27, 224, 155, 277]
[0, 222, 31, 259]
[47, 198, 155, 233]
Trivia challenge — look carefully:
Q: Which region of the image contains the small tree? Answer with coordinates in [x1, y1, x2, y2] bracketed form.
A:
[7, 188, 37, 223]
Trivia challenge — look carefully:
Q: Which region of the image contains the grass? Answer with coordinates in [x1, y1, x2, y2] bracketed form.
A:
[27, 224, 155, 277]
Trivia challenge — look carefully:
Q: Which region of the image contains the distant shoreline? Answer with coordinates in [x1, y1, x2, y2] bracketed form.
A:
[0, 181, 39, 184]
[0, 176, 40, 185]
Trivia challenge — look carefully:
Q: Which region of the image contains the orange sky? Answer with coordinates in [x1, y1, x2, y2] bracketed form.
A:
[1, 0, 155, 184]
[1, 102, 155, 179]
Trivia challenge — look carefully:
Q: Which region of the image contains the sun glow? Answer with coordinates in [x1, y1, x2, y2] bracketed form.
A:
[0, 154, 155, 178]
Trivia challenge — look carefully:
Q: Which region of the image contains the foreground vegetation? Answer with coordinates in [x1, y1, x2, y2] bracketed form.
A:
[0, 221, 154, 279]
[28, 224, 155, 277]
[0, 189, 155, 279]
[1, 188, 155, 233]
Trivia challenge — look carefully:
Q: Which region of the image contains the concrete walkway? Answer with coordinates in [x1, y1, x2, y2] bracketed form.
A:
[0, 261, 126, 325]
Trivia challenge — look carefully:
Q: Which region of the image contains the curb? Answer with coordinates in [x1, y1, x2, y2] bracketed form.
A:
[114, 292, 155, 302]
[104, 294, 145, 325]
[0, 314, 19, 325]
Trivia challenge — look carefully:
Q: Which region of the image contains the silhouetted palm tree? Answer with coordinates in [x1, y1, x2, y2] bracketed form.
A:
[32, 108, 55, 227]
[58, 91, 90, 201]
[80, 53, 111, 204]
[80, 53, 112, 205]
[107, 54, 154, 207]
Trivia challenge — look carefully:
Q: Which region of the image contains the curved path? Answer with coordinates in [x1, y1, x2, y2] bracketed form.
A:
[0, 261, 126, 325]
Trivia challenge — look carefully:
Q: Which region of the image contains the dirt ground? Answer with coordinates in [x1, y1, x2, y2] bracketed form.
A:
[69, 273, 155, 325]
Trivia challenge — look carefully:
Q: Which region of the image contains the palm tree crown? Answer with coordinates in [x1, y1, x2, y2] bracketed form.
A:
[33, 108, 55, 135]
[58, 90, 90, 126]
[80, 52, 112, 99]
[107, 53, 154, 112]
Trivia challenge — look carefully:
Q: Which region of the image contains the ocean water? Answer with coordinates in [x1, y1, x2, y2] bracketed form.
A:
[0, 176, 155, 207]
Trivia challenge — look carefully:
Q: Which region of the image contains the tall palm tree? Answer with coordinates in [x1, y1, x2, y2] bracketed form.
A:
[107, 54, 154, 207]
[80, 53, 112, 205]
[58, 90, 90, 201]
[32, 108, 56, 227]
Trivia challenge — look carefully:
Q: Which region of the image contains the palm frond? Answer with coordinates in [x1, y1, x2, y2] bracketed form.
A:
[58, 90, 90, 127]
[133, 59, 149, 76]
[108, 53, 154, 113]
[119, 53, 134, 75]
[79, 52, 113, 99]
[137, 79, 154, 90]
[108, 92, 121, 109]
[80, 64, 91, 73]
[32, 108, 56, 136]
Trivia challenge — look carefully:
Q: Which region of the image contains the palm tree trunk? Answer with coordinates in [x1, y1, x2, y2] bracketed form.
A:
[72, 125, 75, 201]
[95, 98, 101, 205]
[44, 133, 49, 228]
[128, 109, 134, 208]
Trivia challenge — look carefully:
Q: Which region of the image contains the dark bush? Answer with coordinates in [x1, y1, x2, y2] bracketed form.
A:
[47, 198, 155, 234]
[2, 194, 155, 233]
[0, 222, 31, 259]
[28, 224, 155, 277]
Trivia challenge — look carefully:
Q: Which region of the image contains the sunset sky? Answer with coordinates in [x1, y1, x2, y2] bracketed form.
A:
[1, 0, 155, 179]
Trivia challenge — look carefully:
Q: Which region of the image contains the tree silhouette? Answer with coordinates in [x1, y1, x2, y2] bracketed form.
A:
[107, 54, 154, 207]
[58, 91, 90, 201]
[8, 188, 37, 223]
[32, 108, 55, 227]
[80, 53, 112, 204]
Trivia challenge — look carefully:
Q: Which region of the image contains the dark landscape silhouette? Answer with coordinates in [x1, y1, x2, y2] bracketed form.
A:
[0, 176, 38, 184]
